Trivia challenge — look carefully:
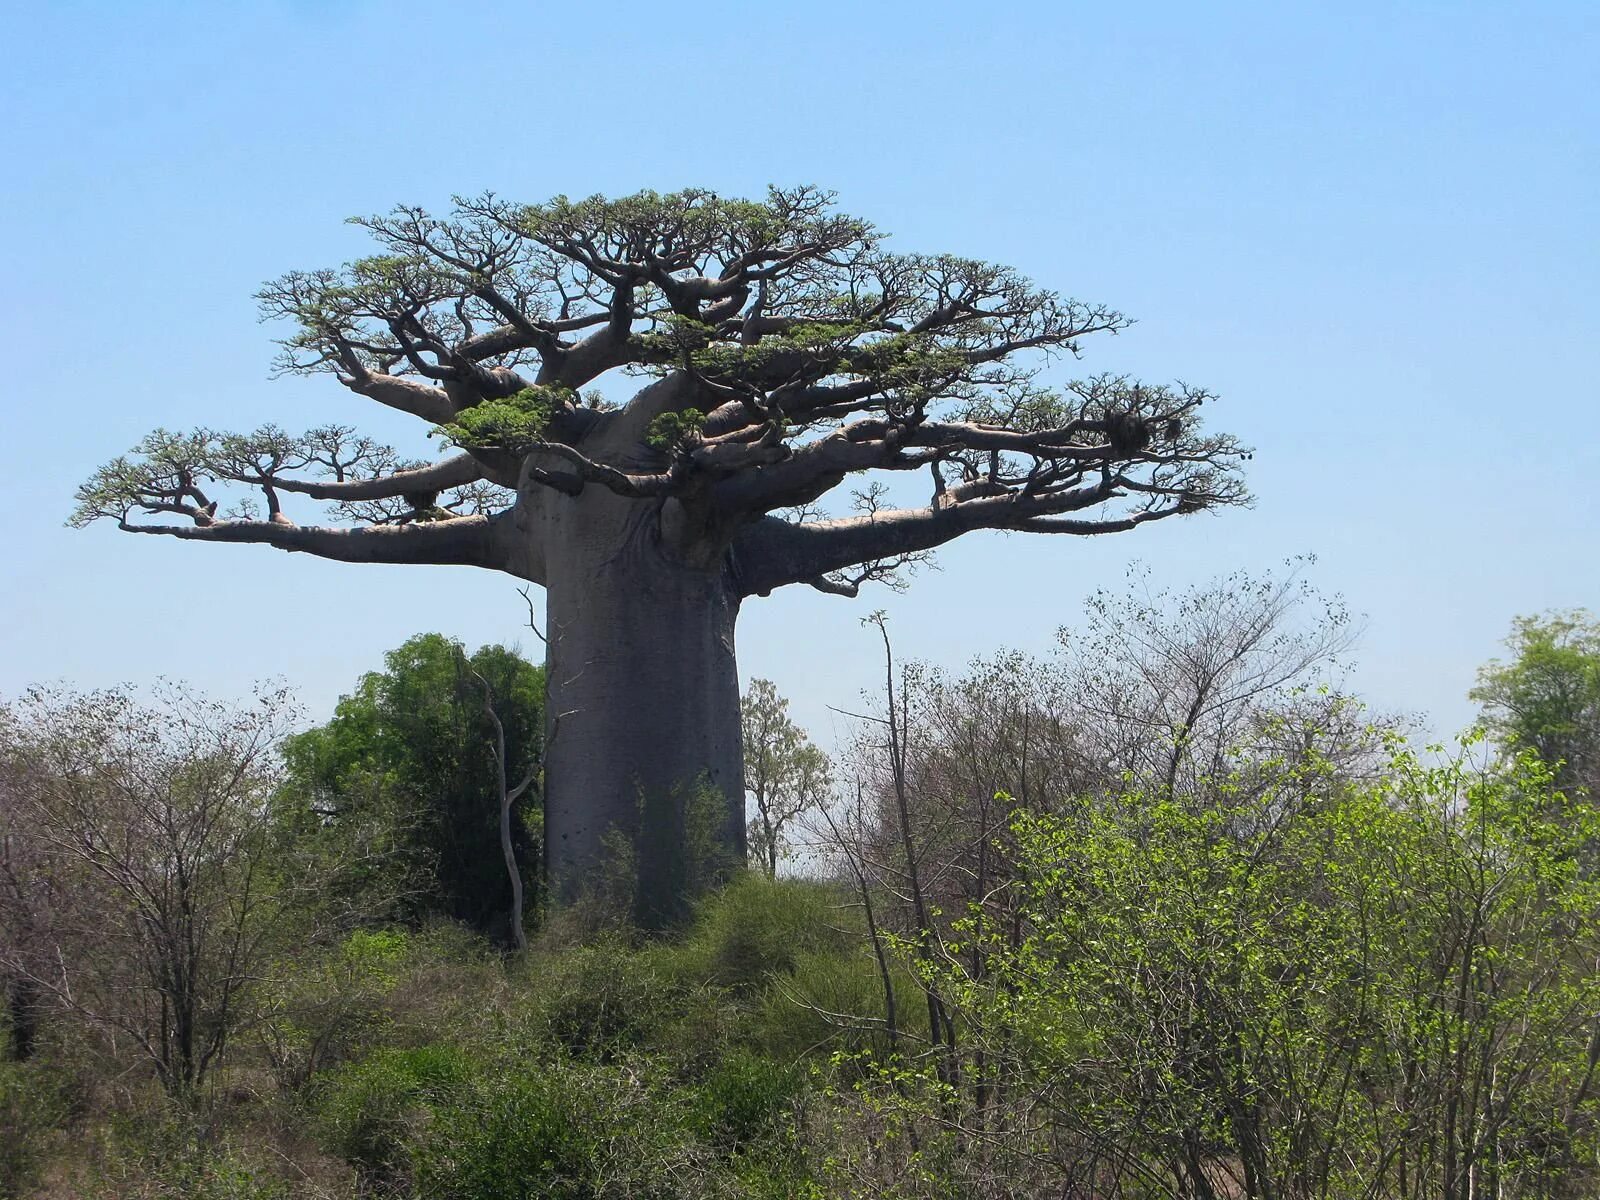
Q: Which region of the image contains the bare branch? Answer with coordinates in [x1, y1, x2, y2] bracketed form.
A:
[341, 372, 455, 424]
[260, 453, 485, 501]
[115, 511, 535, 579]
[735, 489, 1208, 599]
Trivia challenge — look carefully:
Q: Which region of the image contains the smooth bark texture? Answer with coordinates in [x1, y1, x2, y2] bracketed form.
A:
[536, 482, 745, 924]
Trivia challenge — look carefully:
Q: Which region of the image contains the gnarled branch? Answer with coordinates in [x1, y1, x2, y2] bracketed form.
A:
[734, 488, 1207, 599]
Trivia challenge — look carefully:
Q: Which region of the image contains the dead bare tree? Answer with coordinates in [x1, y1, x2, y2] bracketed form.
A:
[0, 729, 52, 1062]
[0, 683, 295, 1097]
[1061, 559, 1364, 801]
[459, 657, 538, 953]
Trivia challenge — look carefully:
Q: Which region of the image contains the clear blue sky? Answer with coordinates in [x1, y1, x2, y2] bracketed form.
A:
[3, 0, 1595, 746]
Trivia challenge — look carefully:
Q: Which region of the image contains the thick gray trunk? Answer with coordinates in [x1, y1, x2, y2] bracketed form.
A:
[538, 486, 745, 926]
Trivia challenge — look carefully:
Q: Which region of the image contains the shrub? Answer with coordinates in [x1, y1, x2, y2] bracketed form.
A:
[0, 1058, 71, 1198]
[670, 875, 854, 994]
[417, 1058, 716, 1200]
[311, 1043, 474, 1189]
[530, 939, 676, 1059]
[749, 948, 918, 1063]
[688, 1049, 802, 1150]
[74, 1109, 297, 1200]
[257, 927, 413, 1089]
[122, 1154, 291, 1200]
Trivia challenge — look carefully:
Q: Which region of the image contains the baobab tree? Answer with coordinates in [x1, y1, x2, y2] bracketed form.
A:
[74, 187, 1248, 921]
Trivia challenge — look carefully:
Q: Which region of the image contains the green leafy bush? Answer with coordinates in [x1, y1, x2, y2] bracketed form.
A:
[530, 939, 675, 1059]
[122, 1154, 291, 1200]
[311, 1043, 474, 1187]
[671, 875, 854, 994]
[417, 1058, 711, 1200]
[748, 947, 921, 1064]
[688, 1050, 802, 1150]
[76, 1109, 296, 1200]
[257, 927, 413, 1088]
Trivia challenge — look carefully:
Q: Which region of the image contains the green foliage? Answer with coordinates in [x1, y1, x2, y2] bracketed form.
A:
[509, 187, 865, 257]
[643, 316, 969, 407]
[688, 1050, 803, 1150]
[311, 1043, 475, 1187]
[68, 428, 213, 527]
[434, 385, 572, 452]
[43, 602, 1600, 1199]
[255, 927, 415, 1088]
[672, 874, 854, 994]
[1473, 609, 1600, 794]
[75, 1109, 297, 1200]
[854, 741, 1600, 1198]
[277, 633, 544, 937]
[741, 679, 832, 877]
[341, 927, 410, 973]
[417, 1068, 594, 1199]
[644, 407, 706, 450]
[529, 938, 674, 1059]
[415, 1057, 712, 1200]
[104, 1151, 291, 1200]
[742, 951, 900, 1064]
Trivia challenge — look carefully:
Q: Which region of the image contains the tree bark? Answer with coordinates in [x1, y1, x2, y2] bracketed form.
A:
[537, 485, 746, 927]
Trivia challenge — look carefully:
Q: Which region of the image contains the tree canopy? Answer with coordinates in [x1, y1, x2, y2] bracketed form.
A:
[1473, 609, 1600, 797]
[278, 634, 543, 938]
[72, 186, 1247, 596]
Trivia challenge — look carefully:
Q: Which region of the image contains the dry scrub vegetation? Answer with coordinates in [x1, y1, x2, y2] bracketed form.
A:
[4, 584, 1599, 1200]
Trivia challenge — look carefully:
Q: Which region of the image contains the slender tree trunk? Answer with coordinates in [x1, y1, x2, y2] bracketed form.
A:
[537, 488, 746, 927]
[466, 665, 530, 954]
[760, 805, 779, 878]
[497, 757, 528, 953]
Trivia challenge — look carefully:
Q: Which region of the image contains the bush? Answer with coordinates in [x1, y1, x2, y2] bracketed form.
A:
[257, 927, 413, 1089]
[117, 1154, 291, 1200]
[0, 1058, 72, 1198]
[670, 875, 855, 994]
[749, 948, 918, 1063]
[311, 1043, 474, 1189]
[530, 939, 676, 1059]
[75, 1109, 298, 1200]
[688, 1049, 802, 1150]
[417, 1058, 716, 1200]
[417, 1067, 595, 1200]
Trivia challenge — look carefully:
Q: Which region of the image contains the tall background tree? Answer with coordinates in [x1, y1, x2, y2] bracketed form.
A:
[740, 678, 831, 877]
[74, 186, 1247, 920]
[278, 634, 543, 941]
[1472, 609, 1600, 798]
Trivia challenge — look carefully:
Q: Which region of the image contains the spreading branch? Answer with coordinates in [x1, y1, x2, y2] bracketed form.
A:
[117, 512, 539, 579]
[735, 486, 1221, 600]
[79, 186, 1249, 598]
